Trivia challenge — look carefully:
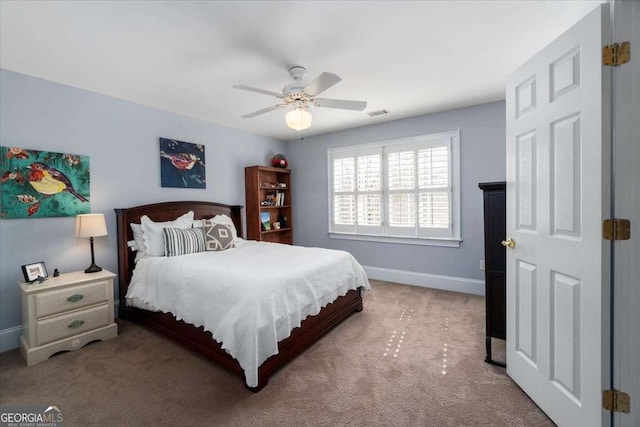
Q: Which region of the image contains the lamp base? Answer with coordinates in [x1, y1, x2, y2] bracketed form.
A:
[84, 264, 102, 274]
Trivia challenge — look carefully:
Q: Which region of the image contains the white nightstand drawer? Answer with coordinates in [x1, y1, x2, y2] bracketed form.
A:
[35, 280, 109, 318]
[36, 304, 110, 346]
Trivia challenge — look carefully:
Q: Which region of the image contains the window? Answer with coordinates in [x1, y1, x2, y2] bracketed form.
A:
[328, 131, 460, 246]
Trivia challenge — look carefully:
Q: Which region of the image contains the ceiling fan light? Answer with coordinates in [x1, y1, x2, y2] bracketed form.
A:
[286, 107, 312, 130]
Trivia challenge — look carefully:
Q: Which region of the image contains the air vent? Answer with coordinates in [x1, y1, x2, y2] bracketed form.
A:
[368, 109, 389, 117]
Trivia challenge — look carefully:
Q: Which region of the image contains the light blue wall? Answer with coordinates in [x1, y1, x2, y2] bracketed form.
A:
[284, 101, 506, 284]
[0, 69, 284, 342]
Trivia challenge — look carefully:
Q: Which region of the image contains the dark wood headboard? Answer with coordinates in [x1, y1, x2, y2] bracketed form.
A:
[114, 201, 243, 311]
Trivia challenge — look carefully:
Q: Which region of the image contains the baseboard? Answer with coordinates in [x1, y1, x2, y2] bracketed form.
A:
[363, 266, 485, 296]
[0, 325, 23, 353]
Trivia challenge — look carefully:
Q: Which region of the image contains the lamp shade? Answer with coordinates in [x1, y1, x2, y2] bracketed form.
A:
[75, 214, 108, 238]
[285, 107, 312, 130]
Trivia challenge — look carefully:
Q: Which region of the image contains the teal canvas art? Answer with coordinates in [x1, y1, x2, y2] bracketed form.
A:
[0, 147, 90, 218]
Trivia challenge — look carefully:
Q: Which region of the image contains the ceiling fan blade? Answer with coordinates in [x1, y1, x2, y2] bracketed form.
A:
[241, 104, 287, 118]
[303, 72, 342, 96]
[314, 98, 367, 111]
[233, 85, 283, 98]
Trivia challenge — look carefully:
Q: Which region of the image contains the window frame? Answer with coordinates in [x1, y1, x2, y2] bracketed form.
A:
[327, 130, 461, 247]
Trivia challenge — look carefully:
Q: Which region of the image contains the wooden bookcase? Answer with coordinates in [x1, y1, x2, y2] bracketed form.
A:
[245, 165, 292, 244]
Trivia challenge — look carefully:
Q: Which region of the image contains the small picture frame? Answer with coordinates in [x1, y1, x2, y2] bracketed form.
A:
[21, 261, 48, 283]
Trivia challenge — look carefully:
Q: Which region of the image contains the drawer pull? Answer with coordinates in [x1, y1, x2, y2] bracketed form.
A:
[68, 320, 85, 329]
[67, 294, 84, 303]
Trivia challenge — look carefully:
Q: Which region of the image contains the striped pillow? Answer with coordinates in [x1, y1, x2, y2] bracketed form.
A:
[162, 227, 206, 257]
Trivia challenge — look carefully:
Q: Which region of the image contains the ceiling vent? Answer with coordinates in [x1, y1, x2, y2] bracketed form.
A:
[368, 109, 389, 117]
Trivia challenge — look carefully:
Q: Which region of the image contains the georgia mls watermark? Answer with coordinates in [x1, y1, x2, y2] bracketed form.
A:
[0, 406, 63, 427]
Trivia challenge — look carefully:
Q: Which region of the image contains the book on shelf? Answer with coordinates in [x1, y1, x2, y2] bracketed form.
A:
[264, 191, 286, 207]
[265, 191, 276, 206]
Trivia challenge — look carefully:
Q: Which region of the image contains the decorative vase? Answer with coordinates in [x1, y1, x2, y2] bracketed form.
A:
[271, 154, 288, 168]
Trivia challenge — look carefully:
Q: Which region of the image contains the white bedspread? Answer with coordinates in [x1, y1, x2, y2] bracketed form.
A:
[126, 240, 370, 387]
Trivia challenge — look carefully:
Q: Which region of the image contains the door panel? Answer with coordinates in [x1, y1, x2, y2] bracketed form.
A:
[515, 260, 537, 364]
[515, 76, 536, 118]
[516, 131, 537, 231]
[550, 47, 581, 101]
[550, 270, 581, 400]
[550, 113, 581, 238]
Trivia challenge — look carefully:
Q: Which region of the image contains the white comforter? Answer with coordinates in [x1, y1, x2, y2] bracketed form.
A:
[126, 239, 370, 387]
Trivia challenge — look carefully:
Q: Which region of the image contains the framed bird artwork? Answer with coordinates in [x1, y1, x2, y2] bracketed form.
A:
[0, 147, 90, 218]
[159, 138, 206, 189]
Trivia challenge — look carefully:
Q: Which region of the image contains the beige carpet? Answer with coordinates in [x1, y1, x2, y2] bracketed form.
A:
[0, 280, 552, 426]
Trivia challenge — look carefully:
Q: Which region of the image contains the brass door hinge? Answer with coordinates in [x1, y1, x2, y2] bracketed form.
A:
[603, 42, 631, 66]
[603, 219, 631, 241]
[603, 390, 630, 413]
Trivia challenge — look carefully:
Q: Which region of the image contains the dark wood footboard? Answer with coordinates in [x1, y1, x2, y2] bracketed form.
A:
[119, 288, 362, 391]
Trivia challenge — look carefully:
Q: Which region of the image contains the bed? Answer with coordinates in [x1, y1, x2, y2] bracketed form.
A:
[114, 200, 367, 392]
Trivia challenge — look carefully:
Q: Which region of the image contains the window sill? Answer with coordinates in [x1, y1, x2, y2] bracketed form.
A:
[328, 232, 462, 247]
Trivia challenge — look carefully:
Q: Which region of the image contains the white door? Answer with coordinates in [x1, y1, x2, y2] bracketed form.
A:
[505, 4, 611, 427]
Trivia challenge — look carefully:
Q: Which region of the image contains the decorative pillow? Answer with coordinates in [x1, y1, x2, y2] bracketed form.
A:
[193, 214, 240, 243]
[141, 211, 194, 257]
[130, 223, 147, 262]
[202, 219, 235, 251]
[162, 227, 206, 257]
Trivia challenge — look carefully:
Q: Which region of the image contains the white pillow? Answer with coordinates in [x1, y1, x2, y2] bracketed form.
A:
[141, 211, 194, 257]
[130, 223, 147, 262]
[193, 214, 239, 244]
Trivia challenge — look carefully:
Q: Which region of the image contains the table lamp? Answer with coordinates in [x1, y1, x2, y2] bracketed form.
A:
[75, 213, 108, 273]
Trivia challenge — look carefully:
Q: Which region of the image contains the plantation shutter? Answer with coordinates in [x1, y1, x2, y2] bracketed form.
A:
[386, 148, 416, 237]
[332, 155, 356, 233]
[331, 147, 383, 234]
[356, 153, 383, 234]
[417, 138, 452, 238]
[385, 137, 453, 238]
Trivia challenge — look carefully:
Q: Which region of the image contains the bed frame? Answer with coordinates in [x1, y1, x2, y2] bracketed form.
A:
[114, 201, 363, 392]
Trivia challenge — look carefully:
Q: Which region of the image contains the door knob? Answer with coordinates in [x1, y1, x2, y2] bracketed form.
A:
[501, 238, 515, 248]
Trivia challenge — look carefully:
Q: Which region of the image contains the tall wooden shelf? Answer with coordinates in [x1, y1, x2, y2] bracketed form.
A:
[245, 165, 293, 245]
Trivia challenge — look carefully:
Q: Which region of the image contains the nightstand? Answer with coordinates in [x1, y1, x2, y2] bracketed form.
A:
[20, 269, 118, 365]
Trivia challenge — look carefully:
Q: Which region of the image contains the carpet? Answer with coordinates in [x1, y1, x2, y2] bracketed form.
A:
[0, 280, 552, 426]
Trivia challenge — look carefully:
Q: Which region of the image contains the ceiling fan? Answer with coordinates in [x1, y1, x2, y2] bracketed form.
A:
[233, 66, 367, 130]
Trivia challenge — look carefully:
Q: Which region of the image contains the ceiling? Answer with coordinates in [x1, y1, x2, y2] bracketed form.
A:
[0, 1, 604, 141]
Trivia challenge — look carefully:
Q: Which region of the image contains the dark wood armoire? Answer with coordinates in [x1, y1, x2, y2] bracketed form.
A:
[478, 181, 506, 367]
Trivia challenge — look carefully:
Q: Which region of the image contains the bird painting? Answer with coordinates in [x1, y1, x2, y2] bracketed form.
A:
[0, 146, 90, 218]
[159, 138, 206, 189]
[28, 162, 89, 202]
